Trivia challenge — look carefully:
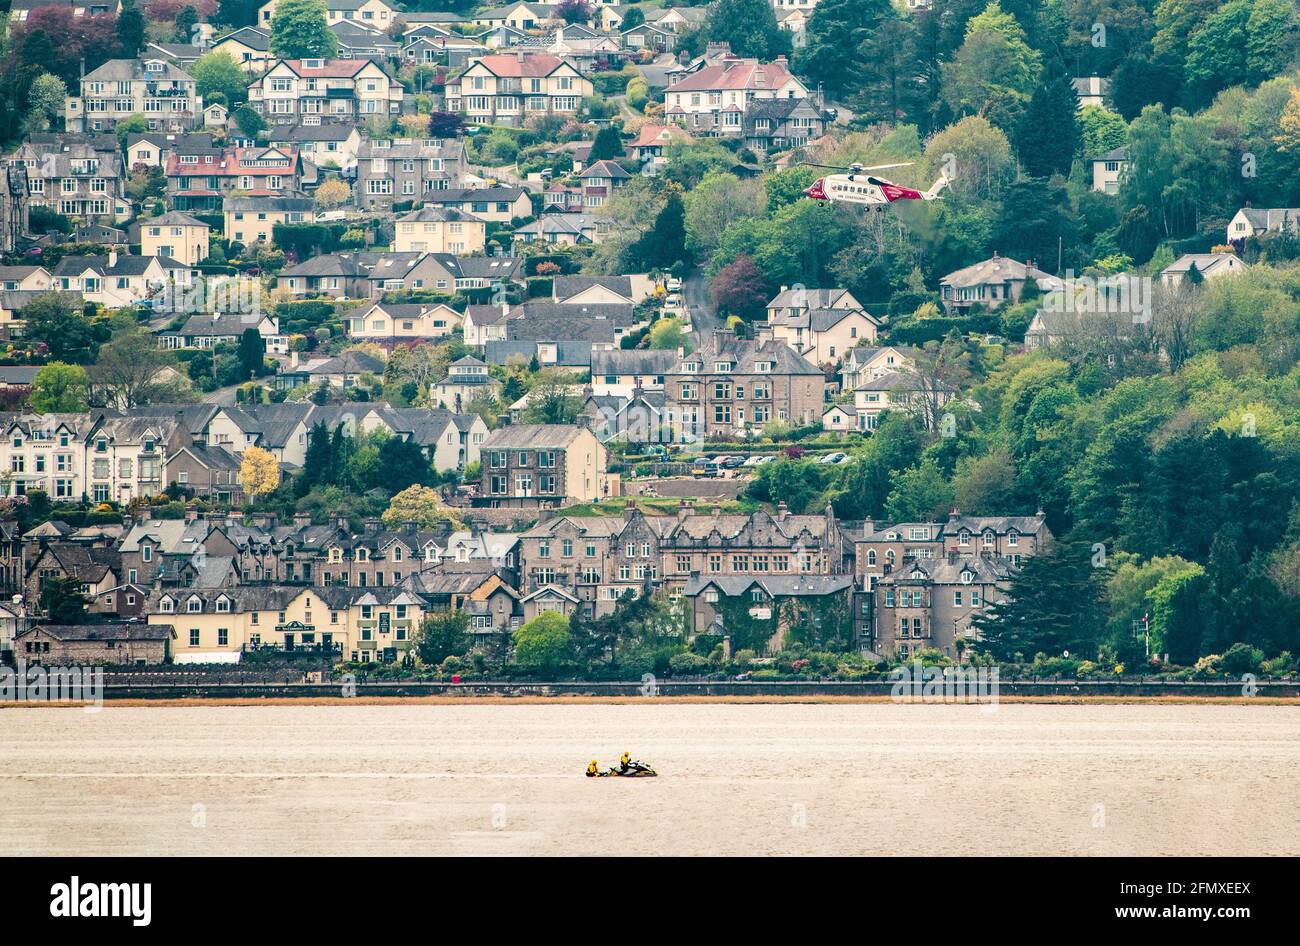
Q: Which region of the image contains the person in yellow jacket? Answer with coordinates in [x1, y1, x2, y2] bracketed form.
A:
[586, 759, 600, 777]
[619, 751, 631, 772]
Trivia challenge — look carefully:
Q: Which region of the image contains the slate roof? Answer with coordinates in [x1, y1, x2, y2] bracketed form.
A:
[480, 424, 589, 450]
[20, 624, 176, 642]
[589, 348, 676, 376]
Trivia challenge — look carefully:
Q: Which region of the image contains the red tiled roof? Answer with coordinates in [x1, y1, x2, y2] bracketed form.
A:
[279, 59, 372, 78]
[165, 147, 299, 178]
[468, 53, 568, 78]
[667, 58, 796, 93]
[629, 123, 687, 148]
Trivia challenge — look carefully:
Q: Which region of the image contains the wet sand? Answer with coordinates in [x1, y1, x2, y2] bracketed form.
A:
[3, 702, 1297, 855]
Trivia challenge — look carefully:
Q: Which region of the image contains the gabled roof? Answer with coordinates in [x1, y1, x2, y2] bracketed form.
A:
[460, 52, 572, 79]
[941, 255, 1063, 291]
[667, 57, 798, 94]
[480, 424, 589, 450]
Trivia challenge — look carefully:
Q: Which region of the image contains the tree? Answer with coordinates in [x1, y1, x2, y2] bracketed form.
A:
[381, 484, 462, 531]
[237, 328, 267, 382]
[522, 372, 582, 425]
[1078, 105, 1128, 158]
[296, 419, 334, 495]
[513, 612, 573, 674]
[940, 1, 1043, 132]
[174, 4, 200, 44]
[621, 6, 644, 29]
[216, 0, 261, 29]
[239, 446, 281, 499]
[269, 0, 338, 60]
[29, 362, 89, 412]
[1182, 0, 1253, 105]
[648, 317, 687, 351]
[1015, 68, 1079, 178]
[703, 0, 791, 59]
[684, 170, 766, 261]
[314, 175, 352, 209]
[1245, 0, 1300, 85]
[588, 124, 624, 161]
[88, 332, 182, 408]
[39, 576, 88, 625]
[795, 0, 899, 100]
[26, 73, 67, 133]
[414, 609, 470, 666]
[428, 111, 464, 138]
[376, 437, 437, 491]
[709, 254, 768, 321]
[116, 0, 147, 57]
[1148, 562, 1213, 664]
[234, 104, 266, 139]
[631, 190, 689, 270]
[555, 0, 592, 25]
[883, 458, 954, 521]
[191, 51, 249, 108]
[970, 537, 1108, 660]
[21, 292, 100, 363]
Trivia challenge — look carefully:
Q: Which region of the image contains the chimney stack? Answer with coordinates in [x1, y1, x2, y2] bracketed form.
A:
[677, 500, 692, 522]
[776, 500, 788, 521]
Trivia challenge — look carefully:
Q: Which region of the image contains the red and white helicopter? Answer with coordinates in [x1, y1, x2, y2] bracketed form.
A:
[803, 162, 948, 210]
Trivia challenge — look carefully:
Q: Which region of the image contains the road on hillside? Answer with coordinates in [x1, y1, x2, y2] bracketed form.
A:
[684, 265, 718, 344]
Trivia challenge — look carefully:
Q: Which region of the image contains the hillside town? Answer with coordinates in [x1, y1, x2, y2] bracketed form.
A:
[0, 0, 1298, 683]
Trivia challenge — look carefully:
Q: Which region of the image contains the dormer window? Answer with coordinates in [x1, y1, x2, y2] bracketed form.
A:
[982, 531, 995, 547]
[356, 548, 368, 562]
[961, 570, 975, 584]
[714, 362, 733, 373]
[1007, 530, 1019, 546]
[160, 597, 174, 612]
[187, 596, 203, 613]
[216, 597, 231, 612]
[958, 530, 970, 546]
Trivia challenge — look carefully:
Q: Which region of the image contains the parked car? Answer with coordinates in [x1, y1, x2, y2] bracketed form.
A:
[818, 452, 847, 464]
[666, 277, 683, 292]
[691, 457, 721, 477]
[720, 455, 745, 469]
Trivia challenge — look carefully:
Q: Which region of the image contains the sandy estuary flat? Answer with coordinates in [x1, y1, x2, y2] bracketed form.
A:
[2, 702, 1297, 856]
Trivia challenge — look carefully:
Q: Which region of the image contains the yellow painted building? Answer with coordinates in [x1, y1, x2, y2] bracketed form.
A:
[140, 211, 211, 266]
[148, 585, 425, 663]
[393, 206, 486, 255]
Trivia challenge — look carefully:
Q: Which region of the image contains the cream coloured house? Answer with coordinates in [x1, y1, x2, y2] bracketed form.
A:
[760, 286, 879, 366]
[139, 211, 210, 266]
[392, 206, 486, 254]
[247, 58, 404, 124]
[664, 55, 808, 136]
[346, 300, 464, 344]
[445, 53, 592, 127]
[149, 585, 425, 663]
[211, 26, 273, 73]
[223, 195, 315, 245]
